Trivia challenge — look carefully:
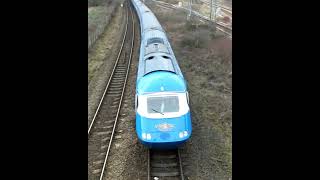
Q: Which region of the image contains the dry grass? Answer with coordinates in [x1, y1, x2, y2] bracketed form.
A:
[88, 0, 119, 49]
[88, 6, 107, 34]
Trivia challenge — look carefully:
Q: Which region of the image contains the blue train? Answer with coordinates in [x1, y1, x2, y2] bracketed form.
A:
[131, 0, 192, 149]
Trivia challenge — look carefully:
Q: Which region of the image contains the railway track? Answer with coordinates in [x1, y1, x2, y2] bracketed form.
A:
[88, 1, 135, 179]
[148, 149, 185, 180]
[150, 0, 232, 38]
[198, 0, 232, 14]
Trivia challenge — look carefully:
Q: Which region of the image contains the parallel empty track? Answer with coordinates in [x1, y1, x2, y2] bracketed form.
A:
[148, 149, 185, 180]
[88, 2, 135, 180]
[150, 0, 232, 38]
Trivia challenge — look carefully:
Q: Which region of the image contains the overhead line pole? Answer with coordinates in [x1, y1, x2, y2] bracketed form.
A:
[187, 0, 192, 20]
[210, 0, 213, 20]
[214, 0, 217, 21]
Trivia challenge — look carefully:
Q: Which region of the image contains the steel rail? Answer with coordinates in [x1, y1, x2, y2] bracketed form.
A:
[198, 0, 232, 13]
[148, 149, 185, 180]
[98, 3, 135, 180]
[88, 1, 129, 135]
[150, 0, 232, 38]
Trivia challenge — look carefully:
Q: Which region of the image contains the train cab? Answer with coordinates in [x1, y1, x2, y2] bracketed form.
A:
[135, 71, 192, 149]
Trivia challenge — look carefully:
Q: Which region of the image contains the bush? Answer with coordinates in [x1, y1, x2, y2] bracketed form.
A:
[88, 0, 107, 7]
[184, 21, 197, 31]
[180, 37, 195, 48]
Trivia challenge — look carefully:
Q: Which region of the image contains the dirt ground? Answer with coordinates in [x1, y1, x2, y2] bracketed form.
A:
[88, 0, 232, 179]
[88, 0, 119, 41]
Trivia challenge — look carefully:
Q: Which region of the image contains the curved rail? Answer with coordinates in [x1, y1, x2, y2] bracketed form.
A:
[150, 0, 232, 38]
[88, 2, 136, 180]
[88, 2, 129, 135]
[198, 0, 232, 14]
[98, 5, 135, 180]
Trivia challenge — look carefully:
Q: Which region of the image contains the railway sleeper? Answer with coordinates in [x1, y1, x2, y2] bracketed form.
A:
[100, 125, 114, 129]
[102, 137, 111, 142]
[113, 72, 126, 75]
[112, 75, 126, 79]
[93, 169, 102, 174]
[110, 104, 119, 108]
[107, 91, 122, 95]
[109, 85, 123, 89]
[109, 84, 123, 88]
[112, 96, 121, 100]
[111, 81, 124, 84]
[101, 145, 109, 150]
[118, 61, 127, 65]
[152, 154, 177, 159]
[93, 128, 112, 133]
[115, 68, 126, 71]
[107, 93, 122, 97]
[105, 118, 117, 122]
[112, 75, 125, 79]
[115, 66, 127, 69]
[151, 162, 178, 168]
[151, 169, 180, 177]
[116, 64, 126, 67]
[104, 117, 117, 123]
[107, 92, 121, 97]
[114, 71, 126, 74]
[115, 67, 126, 70]
[111, 81, 124, 85]
[93, 160, 104, 165]
[111, 77, 125, 81]
[108, 87, 123, 91]
[111, 79, 125, 83]
[95, 131, 112, 136]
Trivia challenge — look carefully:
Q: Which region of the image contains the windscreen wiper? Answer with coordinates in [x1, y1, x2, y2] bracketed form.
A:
[152, 108, 164, 115]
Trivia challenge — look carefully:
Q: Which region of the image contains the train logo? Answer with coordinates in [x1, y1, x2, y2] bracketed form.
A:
[155, 123, 174, 131]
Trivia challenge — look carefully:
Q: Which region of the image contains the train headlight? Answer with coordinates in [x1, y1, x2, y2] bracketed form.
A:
[146, 133, 151, 140]
[183, 131, 188, 137]
[179, 132, 184, 138]
[142, 133, 146, 139]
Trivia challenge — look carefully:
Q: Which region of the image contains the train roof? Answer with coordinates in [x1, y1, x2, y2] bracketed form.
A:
[133, 0, 163, 32]
[137, 29, 184, 80]
[133, 0, 185, 88]
[144, 54, 175, 74]
[137, 71, 186, 94]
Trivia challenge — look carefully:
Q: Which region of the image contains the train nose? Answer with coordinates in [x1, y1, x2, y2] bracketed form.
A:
[140, 130, 190, 142]
[158, 131, 190, 141]
[159, 132, 170, 140]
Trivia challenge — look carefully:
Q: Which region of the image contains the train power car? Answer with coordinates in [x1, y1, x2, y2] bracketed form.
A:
[132, 0, 192, 149]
